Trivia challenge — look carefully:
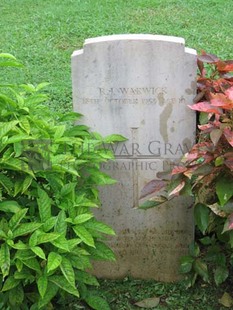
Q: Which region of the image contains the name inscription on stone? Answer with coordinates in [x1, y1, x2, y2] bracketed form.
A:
[80, 86, 187, 106]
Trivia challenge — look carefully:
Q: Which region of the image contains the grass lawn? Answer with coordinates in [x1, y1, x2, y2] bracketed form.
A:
[1, 1, 233, 309]
[1, 0, 232, 112]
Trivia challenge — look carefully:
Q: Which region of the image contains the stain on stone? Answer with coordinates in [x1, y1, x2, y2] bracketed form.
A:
[182, 138, 192, 152]
[185, 88, 192, 95]
[160, 103, 173, 142]
[170, 127, 175, 133]
[157, 92, 165, 106]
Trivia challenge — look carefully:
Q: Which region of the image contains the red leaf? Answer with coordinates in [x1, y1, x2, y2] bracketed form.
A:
[189, 102, 222, 114]
[210, 93, 233, 110]
[198, 123, 215, 133]
[169, 181, 185, 196]
[224, 128, 233, 147]
[171, 166, 187, 175]
[217, 60, 233, 72]
[198, 53, 219, 64]
[139, 179, 167, 199]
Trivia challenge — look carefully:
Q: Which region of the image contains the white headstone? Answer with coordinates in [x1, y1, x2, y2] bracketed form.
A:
[72, 34, 196, 281]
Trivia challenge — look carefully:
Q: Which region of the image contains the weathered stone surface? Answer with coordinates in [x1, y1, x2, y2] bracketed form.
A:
[72, 34, 197, 281]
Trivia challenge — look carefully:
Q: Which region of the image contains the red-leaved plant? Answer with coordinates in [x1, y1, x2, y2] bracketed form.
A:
[139, 52, 233, 287]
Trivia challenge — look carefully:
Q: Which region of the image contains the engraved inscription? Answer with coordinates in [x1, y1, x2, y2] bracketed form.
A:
[79, 86, 184, 106]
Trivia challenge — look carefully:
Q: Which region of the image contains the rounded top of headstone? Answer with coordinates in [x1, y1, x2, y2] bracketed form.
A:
[85, 34, 185, 45]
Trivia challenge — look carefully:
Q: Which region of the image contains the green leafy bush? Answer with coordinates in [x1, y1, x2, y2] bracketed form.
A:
[139, 52, 233, 287]
[0, 53, 124, 309]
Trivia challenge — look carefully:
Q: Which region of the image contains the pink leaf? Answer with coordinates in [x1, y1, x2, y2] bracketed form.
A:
[225, 86, 233, 100]
[189, 102, 222, 114]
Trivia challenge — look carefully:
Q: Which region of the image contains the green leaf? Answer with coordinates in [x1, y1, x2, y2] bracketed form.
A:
[47, 252, 62, 273]
[42, 217, 56, 232]
[88, 241, 115, 261]
[37, 275, 48, 298]
[49, 275, 79, 297]
[22, 175, 33, 194]
[214, 266, 229, 286]
[29, 231, 38, 247]
[21, 257, 41, 273]
[15, 249, 35, 260]
[67, 238, 82, 250]
[37, 188, 51, 222]
[0, 174, 13, 194]
[139, 198, 167, 209]
[103, 134, 127, 143]
[1, 276, 20, 292]
[72, 213, 94, 224]
[19, 116, 30, 134]
[38, 282, 58, 309]
[3, 134, 32, 145]
[14, 269, 34, 280]
[36, 232, 60, 245]
[73, 226, 95, 248]
[199, 236, 212, 245]
[9, 208, 28, 230]
[8, 285, 24, 306]
[11, 241, 28, 250]
[92, 172, 116, 185]
[194, 259, 209, 282]
[13, 223, 42, 238]
[216, 176, 233, 206]
[85, 220, 115, 235]
[2, 157, 34, 177]
[0, 243, 10, 279]
[194, 203, 210, 234]
[55, 210, 67, 236]
[0, 120, 19, 140]
[179, 255, 194, 273]
[85, 295, 111, 310]
[75, 270, 99, 286]
[51, 235, 70, 252]
[0, 200, 21, 213]
[60, 257, 75, 287]
[60, 182, 76, 197]
[189, 242, 200, 257]
[31, 246, 46, 260]
[54, 125, 66, 139]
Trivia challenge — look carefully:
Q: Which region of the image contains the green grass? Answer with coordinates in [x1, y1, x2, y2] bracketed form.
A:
[1, 1, 233, 309]
[1, 0, 232, 111]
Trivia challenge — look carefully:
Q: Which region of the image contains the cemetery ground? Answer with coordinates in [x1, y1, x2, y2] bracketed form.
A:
[1, 1, 233, 309]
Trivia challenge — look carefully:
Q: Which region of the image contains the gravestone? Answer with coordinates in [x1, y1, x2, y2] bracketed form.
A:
[71, 34, 197, 282]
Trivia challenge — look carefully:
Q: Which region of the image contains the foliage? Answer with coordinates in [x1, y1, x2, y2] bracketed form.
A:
[0, 53, 126, 309]
[139, 52, 233, 287]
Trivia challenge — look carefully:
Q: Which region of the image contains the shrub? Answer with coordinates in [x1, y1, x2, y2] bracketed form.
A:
[0, 53, 125, 309]
[139, 52, 233, 287]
